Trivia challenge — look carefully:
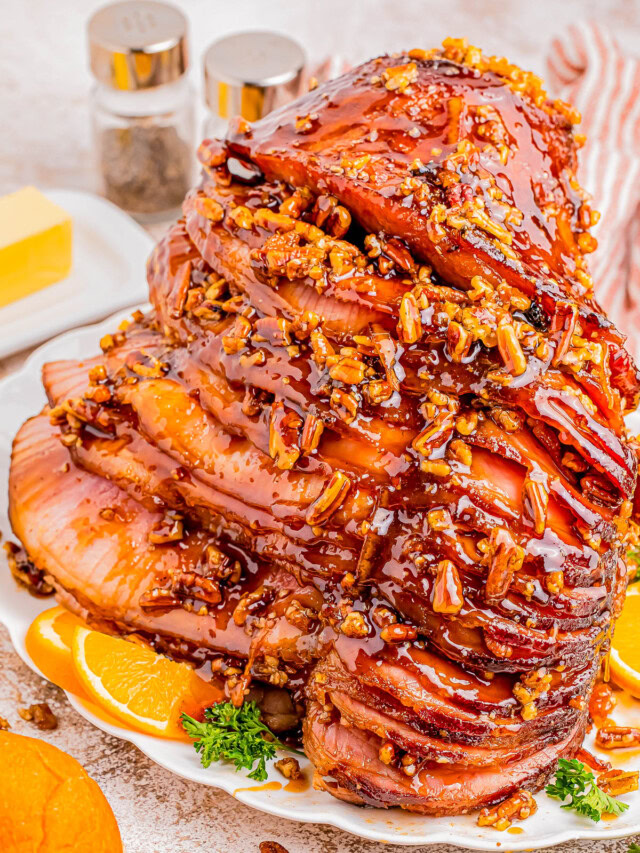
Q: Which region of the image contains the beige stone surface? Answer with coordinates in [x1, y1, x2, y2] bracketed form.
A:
[2, 1, 640, 850]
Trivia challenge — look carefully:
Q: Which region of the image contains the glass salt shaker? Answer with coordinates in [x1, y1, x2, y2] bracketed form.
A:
[202, 31, 306, 139]
[87, 0, 196, 223]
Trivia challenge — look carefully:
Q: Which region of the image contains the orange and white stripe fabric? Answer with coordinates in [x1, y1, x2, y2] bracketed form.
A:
[547, 21, 640, 359]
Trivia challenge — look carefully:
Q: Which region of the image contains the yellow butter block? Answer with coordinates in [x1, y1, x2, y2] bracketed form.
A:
[0, 187, 72, 308]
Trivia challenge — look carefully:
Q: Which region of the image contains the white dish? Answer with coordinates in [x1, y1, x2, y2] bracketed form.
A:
[0, 308, 639, 850]
[0, 190, 154, 359]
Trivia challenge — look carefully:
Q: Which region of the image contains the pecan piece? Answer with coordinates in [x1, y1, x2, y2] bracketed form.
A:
[398, 292, 422, 344]
[194, 196, 224, 223]
[269, 401, 302, 470]
[497, 318, 527, 376]
[380, 623, 417, 643]
[432, 560, 464, 614]
[381, 61, 418, 92]
[477, 789, 537, 830]
[483, 528, 524, 602]
[596, 726, 640, 749]
[19, 702, 58, 730]
[275, 756, 302, 780]
[339, 611, 370, 638]
[149, 511, 184, 544]
[306, 472, 352, 526]
[300, 414, 324, 455]
[597, 768, 639, 796]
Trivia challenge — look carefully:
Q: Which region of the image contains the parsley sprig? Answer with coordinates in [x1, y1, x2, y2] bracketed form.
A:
[546, 759, 630, 822]
[627, 844, 640, 853]
[181, 701, 303, 782]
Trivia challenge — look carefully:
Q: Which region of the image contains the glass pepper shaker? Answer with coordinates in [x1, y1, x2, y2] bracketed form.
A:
[202, 31, 306, 139]
[87, 0, 196, 223]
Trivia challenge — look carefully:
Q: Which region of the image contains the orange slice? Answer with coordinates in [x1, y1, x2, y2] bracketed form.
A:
[25, 606, 88, 697]
[610, 586, 640, 698]
[71, 627, 223, 738]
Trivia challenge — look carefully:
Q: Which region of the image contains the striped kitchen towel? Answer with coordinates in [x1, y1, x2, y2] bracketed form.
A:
[547, 21, 640, 359]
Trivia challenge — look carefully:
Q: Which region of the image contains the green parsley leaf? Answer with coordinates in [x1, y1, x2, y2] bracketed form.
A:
[546, 759, 630, 822]
[627, 843, 640, 853]
[181, 701, 303, 782]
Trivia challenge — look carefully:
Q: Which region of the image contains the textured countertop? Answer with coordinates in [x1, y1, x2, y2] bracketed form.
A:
[2, 1, 640, 850]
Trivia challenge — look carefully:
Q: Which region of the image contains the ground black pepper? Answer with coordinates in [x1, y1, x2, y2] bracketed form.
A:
[100, 122, 192, 216]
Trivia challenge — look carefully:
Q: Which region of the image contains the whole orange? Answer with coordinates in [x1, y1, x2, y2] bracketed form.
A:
[0, 731, 123, 852]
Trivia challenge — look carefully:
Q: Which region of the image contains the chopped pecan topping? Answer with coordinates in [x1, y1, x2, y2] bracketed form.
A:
[596, 726, 640, 750]
[194, 196, 224, 223]
[4, 542, 53, 596]
[477, 789, 537, 830]
[309, 328, 335, 367]
[427, 508, 452, 530]
[483, 527, 524, 602]
[546, 570, 564, 595]
[205, 544, 242, 583]
[447, 321, 472, 362]
[222, 315, 252, 354]
[455, 411, 478, 435]
[329, 355, 367, 385]
[523, 472, 549, 535]
[259, 843, 289, 853]
[330, 388, 359, 424]
[381, 61, 418, 92]
[306, 471, 352, 526]
[412, 411, 455, 457]
[19, 702, 58, 730]
[380, 623, 418, 643]
[378, 741, 396, 764]
[300, 414, 324, 454]
[253, 316, 293, 347]
[269, 401, 302, 470]
[227, 205, 255, 229]
[432, 560, 464, 614]
[449, 438, 472, 466]
[513, 668, 551, 720]
[285, 598, 317, 632]
[275, 756, 302, 780]
[232, 587, 273, 627]
[398, 292, 422, 344]
[497, 318, 527, 376]
[149, 511, 184, 544]
[363, 379, 393, 405]
[420, 459, 452, 477]
[597, 768, 639, 796]
[340, 610, 371, 638]
[254, 208, 296, 233]
[370, 325, 402, 391]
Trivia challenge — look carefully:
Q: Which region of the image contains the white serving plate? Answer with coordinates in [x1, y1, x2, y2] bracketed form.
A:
[0, 190, 154, 359]
[0, 308, 639, 850]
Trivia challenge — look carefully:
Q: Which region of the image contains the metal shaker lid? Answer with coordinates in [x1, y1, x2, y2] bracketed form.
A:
[88, 1, 189, 90]
[203, 31, 305, 121]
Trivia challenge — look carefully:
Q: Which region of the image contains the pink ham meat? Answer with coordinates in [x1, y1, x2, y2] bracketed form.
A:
[7, 40, 640, 817]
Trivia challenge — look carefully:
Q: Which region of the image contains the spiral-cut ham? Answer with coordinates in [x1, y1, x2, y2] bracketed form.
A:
[7, 39, 640, 817]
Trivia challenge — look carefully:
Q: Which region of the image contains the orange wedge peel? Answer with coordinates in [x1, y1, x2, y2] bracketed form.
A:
[71, 626, 223, 738]
[25, 605, 88, 697]
[610, 586, 640, 698]
[25, 607, 223, 738]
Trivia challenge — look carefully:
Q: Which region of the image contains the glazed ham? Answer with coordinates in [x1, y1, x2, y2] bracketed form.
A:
[8, 39, 640, 815]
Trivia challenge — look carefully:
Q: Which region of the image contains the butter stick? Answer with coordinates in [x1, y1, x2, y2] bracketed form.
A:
[0, 187, 72, 308]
